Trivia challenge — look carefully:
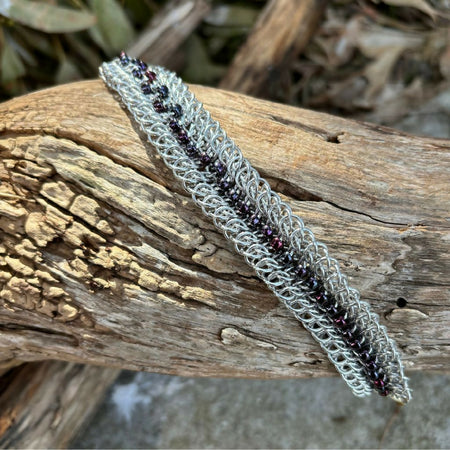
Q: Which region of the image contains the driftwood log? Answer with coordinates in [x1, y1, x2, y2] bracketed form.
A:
[0, 79, 449, 377]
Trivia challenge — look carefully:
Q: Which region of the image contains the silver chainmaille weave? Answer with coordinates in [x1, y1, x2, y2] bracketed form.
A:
[100, 56, 411, 404]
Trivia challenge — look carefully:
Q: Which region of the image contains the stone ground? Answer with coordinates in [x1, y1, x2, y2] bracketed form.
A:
[70, 371, 449, 449]
[69, 90, 450, 450]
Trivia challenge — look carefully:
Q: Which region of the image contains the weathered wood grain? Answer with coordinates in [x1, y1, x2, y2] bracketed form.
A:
[0, 361, 119, 448]
[0, 80, 448, 378]
[220, 0, 327, 95]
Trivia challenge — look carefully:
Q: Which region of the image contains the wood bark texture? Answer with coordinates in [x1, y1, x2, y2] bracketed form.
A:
[0, 79, 449, 379]
[220, 0, 327, 95]
[0, 360, 120, 448]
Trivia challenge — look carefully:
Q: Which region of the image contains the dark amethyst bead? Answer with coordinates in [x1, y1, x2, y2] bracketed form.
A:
[378, 387, 389, 397]
[185, 143, 198, 156]
[172, 104, 183, 118]
[374, 367, 386, 378]
[229, 190, 240, 202]
[219, 178, 232, 191]
[271, 237, 284, 252]
[283, 252, 294, 265]
[238, 201, 250, 215]
[200, 152, 211, 166]
[138, 60, 148, 71]
[214, 161, 226, 176]
[334, 315, 347, 328]
[307, 277, 319, 290]
[153, 100, 166, 113]
[325, 303, 339, 317]
[177, 130, 189, 144]
[365, 359, 378, 372]
[321, 293, 332, 307]
[360, 350, 372, 363]
[262, 225, 273, 238]
[349, 339, 363, 350]
[359, 341, 371, 354]
[368, 369, 383, 381]
[145, 70, 157, 82]
[373, 379, 385, 389]
[342, 328, 354, 342]
[119, 51, 129, 65]
[132, 68, 143, 79]
[250, 214, 261, 228]
[315, 291, 328, 304]
[169, 119, 181, 133]
[141, 82, 153, 95]
[297, 266, 309, 279]
[159, 85, 169, 98]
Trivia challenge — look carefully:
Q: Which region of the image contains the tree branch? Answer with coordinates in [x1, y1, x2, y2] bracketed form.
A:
[220, 0, 327, 95]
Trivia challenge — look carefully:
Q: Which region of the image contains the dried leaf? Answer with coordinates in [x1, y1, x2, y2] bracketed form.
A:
[373, 0, 438, 19]
[332, 17, 364, 66]
[386, 88, 450, 138]
[358, 78, 425, 124]
[319, 77, 368, 111]
[439, 38, 450, 80]
[356, 24, 423, 58]
[363, 45, 406, 101]
[90, 0, 135, 55]
[1, 36, 25, 83]
[0, 0, 97, 33]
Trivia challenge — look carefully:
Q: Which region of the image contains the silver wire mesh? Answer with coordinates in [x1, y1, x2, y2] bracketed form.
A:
[99, 59, 411, 404]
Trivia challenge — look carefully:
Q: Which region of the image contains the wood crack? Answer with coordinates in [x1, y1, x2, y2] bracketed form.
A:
[269, 113, 344, 143]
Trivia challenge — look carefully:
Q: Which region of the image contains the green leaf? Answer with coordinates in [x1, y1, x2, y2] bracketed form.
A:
[1, 36, 26, 83]
[55, 58, 82, 85]
[182, 34, 227, 85]
[90, 0, 135, 55]
[14, 25, 56, 58]
[122, 0, 152, 27]
[64, 33, 102, 72]
[204, 5, 260, 28]
[0, 0, 97, 33]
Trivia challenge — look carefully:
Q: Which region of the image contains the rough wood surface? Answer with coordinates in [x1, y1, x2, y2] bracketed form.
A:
[0, 80, 449, 378]
[0, 361, 119, 448]
[127, 0, 210, 68]
[220, 0, 327, 95]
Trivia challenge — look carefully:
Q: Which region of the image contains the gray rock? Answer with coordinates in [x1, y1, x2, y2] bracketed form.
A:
[70, 372, 450, 449]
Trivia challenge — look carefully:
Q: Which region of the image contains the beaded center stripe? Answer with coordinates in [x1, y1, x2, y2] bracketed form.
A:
[99, 53, 411, 404]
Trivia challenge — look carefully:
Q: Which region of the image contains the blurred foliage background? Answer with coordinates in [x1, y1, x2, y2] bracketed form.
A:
[0, 0, 449, 135]
[1, 2, 449, 447]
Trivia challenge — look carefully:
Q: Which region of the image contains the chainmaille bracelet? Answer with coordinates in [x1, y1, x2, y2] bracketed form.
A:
[99, 53, 411, 404]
